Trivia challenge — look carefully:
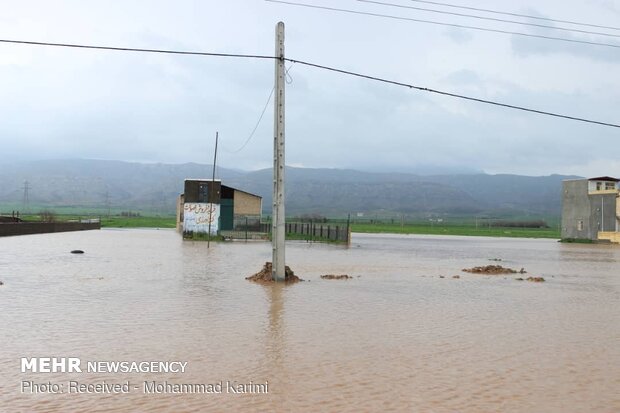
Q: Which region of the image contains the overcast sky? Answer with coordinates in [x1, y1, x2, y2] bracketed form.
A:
[0, 0, 618, 176]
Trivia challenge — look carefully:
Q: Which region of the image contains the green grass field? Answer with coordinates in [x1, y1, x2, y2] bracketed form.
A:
[9, 207, 560, 239]
[19, 213, 177, 229]
[99, 216, 176, 228]
[350, 222, 560, 239]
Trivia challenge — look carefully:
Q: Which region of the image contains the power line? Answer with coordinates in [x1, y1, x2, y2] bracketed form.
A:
[285, 58, 620, 129]
[1, 37, 619, 128]
[265, 0, 620, 49]
[225, 86, 275, 154]
[404, 0, 620, 32]
[225, 64, 294, 154]
[354, 0, 620, 39]
[0, 39, 276, 60]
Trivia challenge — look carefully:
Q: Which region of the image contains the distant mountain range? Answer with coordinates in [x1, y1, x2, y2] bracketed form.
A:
[0, 159, 580, 218]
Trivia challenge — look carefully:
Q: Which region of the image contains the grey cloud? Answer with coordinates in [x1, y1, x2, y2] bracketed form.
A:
[588, 0, 620, 14]
[443, 69, 481, 86]
[510, 9, 620, 63]
[0, 1, 618, 178]
[444, 27, 474, 44]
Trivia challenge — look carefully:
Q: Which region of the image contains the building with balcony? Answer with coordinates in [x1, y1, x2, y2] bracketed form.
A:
[561, 176, 620, 243]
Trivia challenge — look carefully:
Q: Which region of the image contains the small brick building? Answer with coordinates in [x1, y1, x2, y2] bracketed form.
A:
[177, 179, 262, 234]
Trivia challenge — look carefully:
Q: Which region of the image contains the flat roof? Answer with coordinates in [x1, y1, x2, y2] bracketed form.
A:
[184, 178, 222, 182]
[588, 176, 619, 182]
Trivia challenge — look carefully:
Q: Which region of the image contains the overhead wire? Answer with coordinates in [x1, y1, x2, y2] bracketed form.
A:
[224, 64, 294, 154]
[264, 1, 620, 49]
[0, 38, 618, 128]
[353, 0, 620, 39]
[404, 0, 620, 32]
[223, 86, 274, 154]
[285, 58, 620, 129]
[0, 39, 275, 60]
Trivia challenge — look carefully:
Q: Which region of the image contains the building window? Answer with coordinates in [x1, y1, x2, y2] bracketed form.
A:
[596, 182, 603, 190]
[577, 220, 583, 231]
[605, 182, 616, 190]
[198, 183, 209, 203]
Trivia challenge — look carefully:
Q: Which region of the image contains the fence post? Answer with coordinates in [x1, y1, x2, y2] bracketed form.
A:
[346, 213, 351, 244]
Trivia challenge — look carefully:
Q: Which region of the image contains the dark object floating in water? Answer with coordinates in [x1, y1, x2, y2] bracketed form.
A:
[321, 274, 353, 280]
[70, 250, 84, 254]
[0, 281, 3, 286]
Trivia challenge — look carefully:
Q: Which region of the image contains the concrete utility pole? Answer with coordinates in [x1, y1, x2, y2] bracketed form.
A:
[272, 21, 286, 282]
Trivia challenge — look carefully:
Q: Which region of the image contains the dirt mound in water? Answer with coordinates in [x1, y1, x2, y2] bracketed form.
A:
[246, 262, 302, 283]
[516, 276, 545, 282]
[320, 274, 352, 280]
[462, 265, 526, 275]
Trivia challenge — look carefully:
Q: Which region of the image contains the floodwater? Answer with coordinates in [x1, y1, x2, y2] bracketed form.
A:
[1, 229, 619, 412]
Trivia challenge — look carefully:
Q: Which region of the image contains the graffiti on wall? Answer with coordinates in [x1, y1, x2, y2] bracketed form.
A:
[183, 203, 220, 234]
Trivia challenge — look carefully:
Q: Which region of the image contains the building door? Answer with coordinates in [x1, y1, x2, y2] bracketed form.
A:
[220, 199, 234, 230]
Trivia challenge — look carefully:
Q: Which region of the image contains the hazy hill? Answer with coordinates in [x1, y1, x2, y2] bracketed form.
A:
[0, 159, 579, 218]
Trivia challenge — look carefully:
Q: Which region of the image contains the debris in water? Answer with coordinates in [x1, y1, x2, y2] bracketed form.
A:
[452, 275, 460, 279]
[439, 275, 445, 278]
[526, 276, 545, 282]
[246, 262, 302, 283]
[515, 278, 524, 281]
[462, 265, 522, 275]
[489, 258, 502, 262]
[320, 274, 352, 280]
[71, 250, 84, 254]
[0, 281, 3, 286]
[519, 268, 527, 274]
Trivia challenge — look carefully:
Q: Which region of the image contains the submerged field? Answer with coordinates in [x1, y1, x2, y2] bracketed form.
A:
[1, 230, 617, 412]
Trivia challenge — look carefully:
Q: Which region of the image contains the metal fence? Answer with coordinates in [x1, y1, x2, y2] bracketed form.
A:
[259, 222, 350, 243]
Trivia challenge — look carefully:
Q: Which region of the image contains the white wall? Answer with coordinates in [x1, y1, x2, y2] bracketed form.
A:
[182, 203, 220, 234]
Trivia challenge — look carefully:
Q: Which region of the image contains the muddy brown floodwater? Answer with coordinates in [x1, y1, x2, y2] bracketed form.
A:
[1, 229, 619, 412]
